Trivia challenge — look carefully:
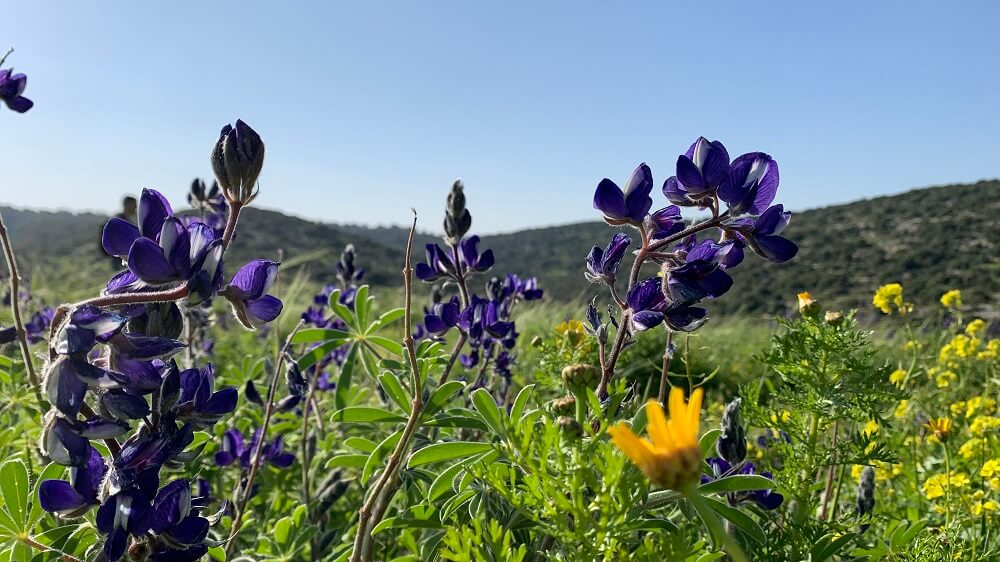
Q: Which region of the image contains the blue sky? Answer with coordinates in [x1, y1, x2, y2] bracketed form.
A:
[3, 1, 998, 233]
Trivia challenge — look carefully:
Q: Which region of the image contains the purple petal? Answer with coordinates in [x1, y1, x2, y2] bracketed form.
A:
[593, 179, 627, 220]
[752, 235, 798, 263]
[167, 516, 210, 545]
[269, 452, 296, 468]
[102, 218, 141, 257]
[676, 155, 706, 191]
[246, 295, 283, 324]
[101, 390, 151, 420]
[229, 260, 279, 300]
[39, 480, 89, 515]
[159, 218, 192, 278]
[753, 205, 790, 236]
[662, 176, 690, 206]
[128, 238, 177, 284]
[5, 95, 32, 113]
[201, 388, 238, 415]
[106, 270, 143, 294]
[626, 277, 663, 311]
[631, 310, 664, 331]
[151, 479, 191, 532]
[138, 189, 173, 239]
[45, 359, 88, 417]
[623, 163, 653, 221]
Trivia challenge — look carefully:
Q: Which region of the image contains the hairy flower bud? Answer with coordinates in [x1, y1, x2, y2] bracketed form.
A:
[444, 180, 472, 245]
[549, 395, 576, 416]
[716, 398, 747, 464]
[824, 310, 844, 325]
[211, 119, 265, 204]
[561, 364, 600, 395]
[856, 466, 876, 527]
[128, 303, 184, 340]
[797, 292, 819, 317]
[486, 277, 504, 301]
[557, 416, 582, 438]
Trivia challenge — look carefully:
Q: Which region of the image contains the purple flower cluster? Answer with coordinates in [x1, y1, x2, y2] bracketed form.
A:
[0, 67, 32, 113]
[414, 181, 542, 399]
[702, 457, 784, 510]
[589, 137, 798, 334]
[36, 122, 282, 561]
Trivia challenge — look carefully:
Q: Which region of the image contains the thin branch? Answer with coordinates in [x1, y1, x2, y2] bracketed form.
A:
[225, 319, 305, 557]
[0, 208, 46, 408]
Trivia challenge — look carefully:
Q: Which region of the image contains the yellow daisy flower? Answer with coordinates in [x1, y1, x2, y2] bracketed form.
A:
[609, 387, 703, 490]
[925, 417, 953, 442]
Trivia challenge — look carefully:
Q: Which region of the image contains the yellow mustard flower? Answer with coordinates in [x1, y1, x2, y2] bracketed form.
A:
[972, 500, 1000, 516]
[940, 289, 962, 309]
[990, 478, 1000, 492]
[936, 370, 958, 388]
[873, 283, 912, 315]
[770, 410, 791, 424]
[960, 438, 984, 460]
[797, 292, 819, 316]
[966, 319, 986, 337]
[893, 400, 910, 420]
[950, 401, 968, 417]
[966, 396, 997, 418]
[903, 339, 921, 352]
[863, 420, 880, 436]
[608, 387, 703, 490]
[981, 459, 1000, 479]
[554, 319, 586, 347]
[978, 339, 999, 361]
[970, 416, 1000, 436]
[925, 417, 953, 441]
[889, 369, 907, 386]
[923, 472, 970, 499]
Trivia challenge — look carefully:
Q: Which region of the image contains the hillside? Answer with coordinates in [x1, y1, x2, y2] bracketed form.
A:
[2, 181, 998, 315]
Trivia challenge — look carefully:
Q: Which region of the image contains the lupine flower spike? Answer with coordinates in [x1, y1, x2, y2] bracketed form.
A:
[609, 387, 703, 490]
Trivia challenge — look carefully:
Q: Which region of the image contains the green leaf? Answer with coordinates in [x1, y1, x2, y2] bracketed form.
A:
[509, 385, 535, 422]
[331, 407, 407, 424]
[328, 290, 358, 331]
[698, 475, 777, 495]
[810, 531, 857, 562]
[424, 414, 489, 431]
[335, 344, 358, 411]
[366, 336, 403, 357]
[354, 286, 371, 329]
[325, 454, 369, 469]
[702, 496, 765, 545]
[362, 431, 402, 485]
[429, 463, 467, 501]
[345, 437, 377, 453]
[470, 389, 506, 437]
[369, 308, 405, 333]
[699, 428, 721, 459]
[0, 459, 30, 531]
[208, 545, 227, 561]
[378, 372, 412, 414]
[274, 516, 293, 547]
[423, 381, 466, 418]
[408, 442, 494, 468]
[299, 340, 346, 372]
[291, 328, 351, 345]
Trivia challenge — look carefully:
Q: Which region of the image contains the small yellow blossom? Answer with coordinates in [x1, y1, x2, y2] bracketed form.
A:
[554, 320, 586, 347]
[903, 339, 922, 351]
[608, 388, 703, 490]
[981, 459, 1000, 478]
[990, 478, 1000, 492]
[951, 401, 968, 417]
[966, 396, 997, 418]
[940, 289, 962, 309]
[874, 283, 912, 315]
[889, 369, 907, 386]
[925, 417, 953, 441]
[978, 339, 999, 361]
[972, 500, 1000, 516]
[797, 292, 819, 316]
[960, 438, 984, 460]
[770, 410, 791, 424]
[922, 472, 970, 499]
[893, 400, 910, 420]
[970, 416, 1000, 436]
[936, 370, 958, 388]
[966, 319, 986, 336]
[863, 420, 880, 436]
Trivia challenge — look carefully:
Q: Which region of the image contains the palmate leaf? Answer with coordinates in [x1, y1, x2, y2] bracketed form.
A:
[0, 459, 30, 534]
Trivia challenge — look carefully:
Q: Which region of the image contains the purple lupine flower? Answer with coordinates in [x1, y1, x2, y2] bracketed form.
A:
[743, 205, 798, 263]
[215, 428, 295, 469]
[0, 68, 33, 113]
[96, 488, 153, 560]
[663, 304, 709, 332]
[626, 277, 666, 331]
[415, 244, 456, 282]
[25, 306, 54, 343]
[648, 206, 685, 240]
[702, 458, 784, 510]
[424, 296, 461, 335]
[211, 119, 265, 203]
[586, 233, 631, 285]
[718, 152, 779, 216]
[167, 364, 238, 429]
[593, 163, 654, 225]
[39, 446, 107, 516]
[663, 240, 734, 304]
[663, 138, 730, 207]
[459, 236, 495, 273]
[504, 274, 543, 301]
[221, 259, 283, 329]
[336, 244, 365, 287]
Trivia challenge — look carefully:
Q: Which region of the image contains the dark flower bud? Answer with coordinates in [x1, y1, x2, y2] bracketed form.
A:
[530, 335, 543, 348]
[557, 416, 582, 438]
[129, 302, 184, 340]
[716, 398, 747, 464]
[444, 180, 472, 244]
[561, 364, 600, 395]
[211, 119, 265, 204]
[549, 395, 576, 416]
[284, 355, 307, 398]
[0, 325, 15, 345]
[276, 395, 301, 412]
[856, 466, 876, 530]
[158, 364, 181, 415]
[245, 380, 263, 406]
[486, 277, 504, 301]
[430, 285, 443, 305]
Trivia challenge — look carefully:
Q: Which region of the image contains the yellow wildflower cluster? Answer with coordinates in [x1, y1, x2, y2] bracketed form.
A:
[554, 319, 586, 347]
[979, 339, 1000, 361]
[893, 399, 910, 420]
[940, 289, 962, 309]
[950, 397, 998, 420]
[922, 472, 971, 500]
[959, 438, 984, 460]
[889, 369, 907, 386]
[971, 499, 999, 516]
[970, 416, 1000, 436]
[852, 461, 901, 481]
[873, 283, 912, 315]
[981, 459, 1000, 478]
[966, 319, 986, 336]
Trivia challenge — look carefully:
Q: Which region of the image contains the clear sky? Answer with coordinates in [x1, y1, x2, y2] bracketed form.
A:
[2, 1, 998, 233]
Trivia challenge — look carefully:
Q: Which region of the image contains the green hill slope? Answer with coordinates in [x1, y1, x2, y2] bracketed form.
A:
[3, 180, 997, 315]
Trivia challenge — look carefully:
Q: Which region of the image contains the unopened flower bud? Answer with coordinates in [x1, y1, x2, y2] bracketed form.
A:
[211, 119, 264, 204]
[557, 416, 582, 438]
[486, 276, 504, 301]
[530, 335, 543, 348]
[716, 398, 747, 464]
[856, 466, 876, 521]
[128, 302, 184, 340]
[549, 395, 576, 416]
[797, 292, 819, 316]
[561, 364, 600, 395]
[444, 180, 472, 244]
[824, 311, 844, 325]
